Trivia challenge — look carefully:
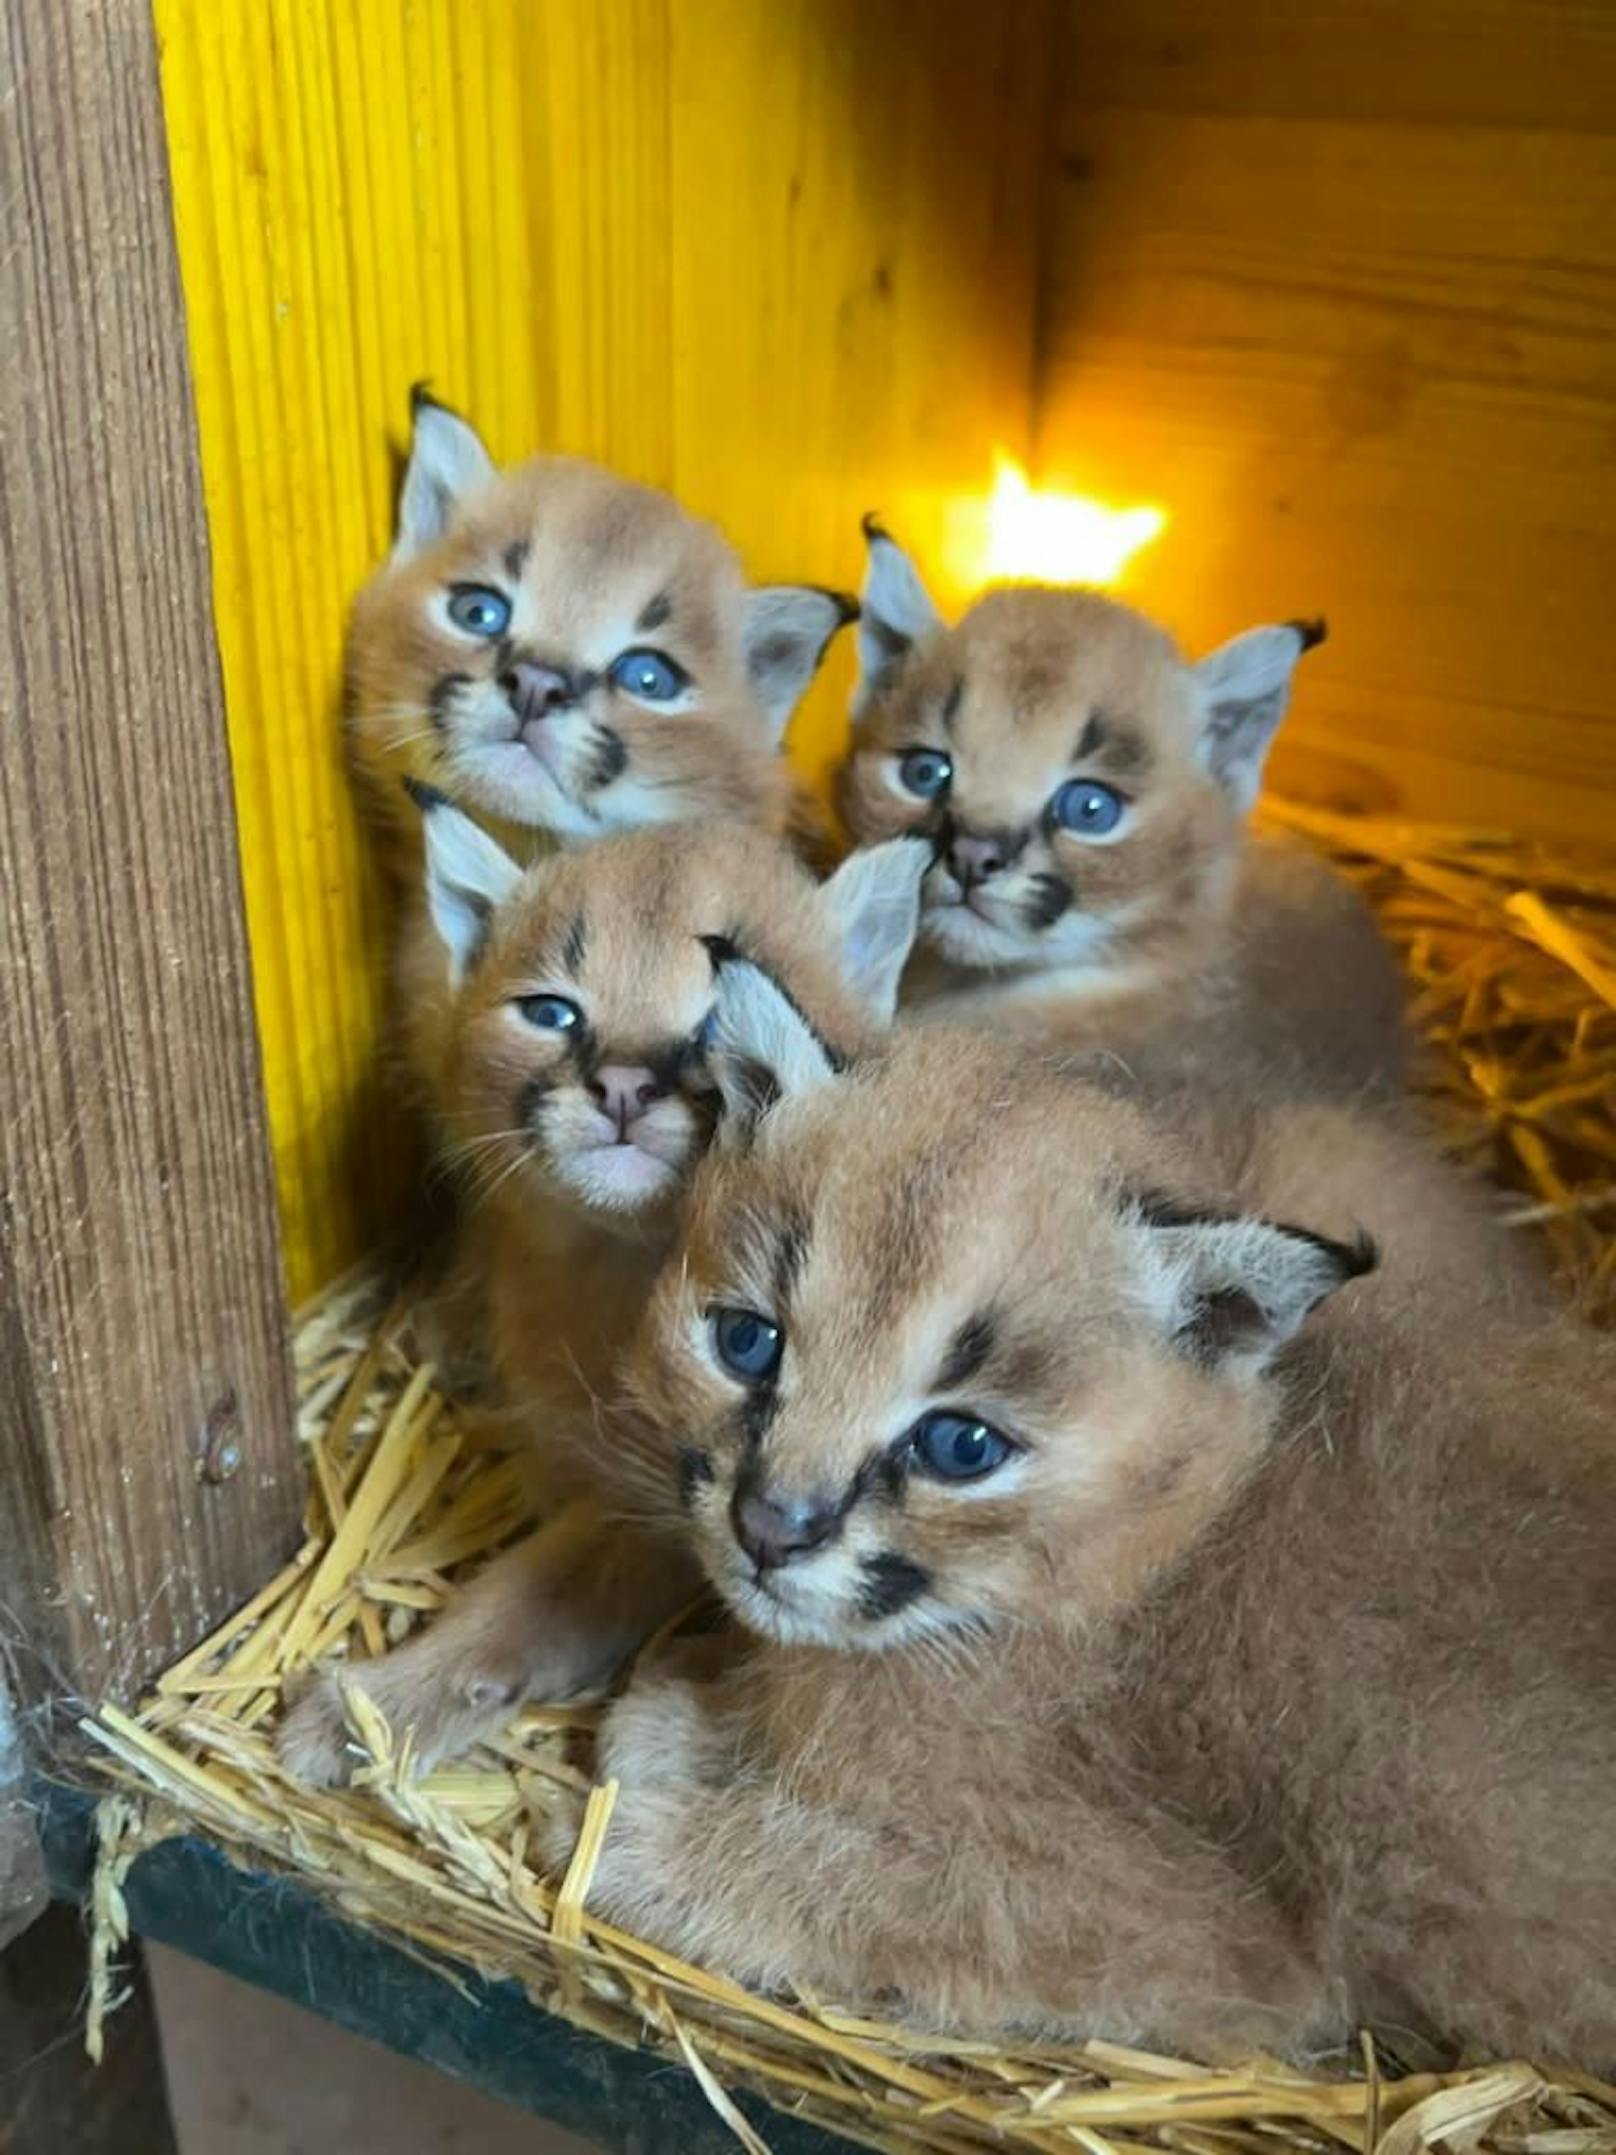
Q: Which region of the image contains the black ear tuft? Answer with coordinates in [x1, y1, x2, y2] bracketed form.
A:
[818, 586, 861, 626]
[410, 379, 448, 418]
[402, 775, 452, 815]
[699, 932, 746, 972]
[860, 512, 889, 545]
[1288, 616, 1328, 653]
[1297, 1223, 1378, 1282]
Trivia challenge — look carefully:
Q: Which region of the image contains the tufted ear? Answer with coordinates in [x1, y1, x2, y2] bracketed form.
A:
[1129, 1194, 1375, 1374]
[855, 516, 942, 712]
[410, 780, 523, 983]
[741, 586, 859, 744]
[814, 836, 929, 1022]
[1192, 619, 1326, 815]
[393, 387, 498, 564]
[699, 942, 843, 1138]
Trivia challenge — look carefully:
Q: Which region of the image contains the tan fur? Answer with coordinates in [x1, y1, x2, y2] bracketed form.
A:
[559, 1025, 1612, 2059]
[840, 579, 1406, 1093]
[351, 452, 802, 880]
[279, 824, 889, 1785]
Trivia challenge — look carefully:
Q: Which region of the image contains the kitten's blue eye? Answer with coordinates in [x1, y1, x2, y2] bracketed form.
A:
[908, 1411, 1013, 1483]
[1050, 778, 1125, 837]
[446, 583, 512, 638]
[711, 1306, 784, 1382]
[609, 648, 689, 703]
[516, 994, 582, 1032]
[897, 748, 952, 801]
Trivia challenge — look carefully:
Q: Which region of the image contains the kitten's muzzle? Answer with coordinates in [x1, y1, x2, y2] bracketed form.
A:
[731, 1486, 842, 1573]
[590, 1063, 667, 1141]
[502, 658, 577, 729]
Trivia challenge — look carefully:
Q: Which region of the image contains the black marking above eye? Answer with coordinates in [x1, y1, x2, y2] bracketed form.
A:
[937, 1312, 996, 1392]
[503, 538, 531, 581]
[636, 591, 672, 633]
[940, 678, 964, 732]
[856, 1552, 931, 1621]
[560, 913, 588, 975]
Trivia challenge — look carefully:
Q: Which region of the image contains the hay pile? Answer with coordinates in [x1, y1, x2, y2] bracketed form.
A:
[84, 810, 1616, 2153]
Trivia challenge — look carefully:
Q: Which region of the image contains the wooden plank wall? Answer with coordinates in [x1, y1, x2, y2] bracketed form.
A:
[0, 0, 299, 1707]
[152, 0, 1052, 1299]
[1036, 0, 1616, 842]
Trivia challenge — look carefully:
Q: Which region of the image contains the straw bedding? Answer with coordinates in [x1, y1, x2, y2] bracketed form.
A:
[83, 806, 1616, 2154]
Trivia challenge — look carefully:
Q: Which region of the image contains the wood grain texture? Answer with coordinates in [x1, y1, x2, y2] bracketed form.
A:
[1036, 2, 1616, 840]
[0, 0, 300, 1705]
[152, 0, 1053, 1296]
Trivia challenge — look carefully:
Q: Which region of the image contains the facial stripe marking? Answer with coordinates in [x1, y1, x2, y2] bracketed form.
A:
[677, 1446, 714, 1507]
[1024, 873, 1073, 930]
[503, 538, 531, 581]
[772, 1211, 812, 1314]
[637, 591, 672, 633]
[429, 672, 470, 733]
[940, 677, 964, 735]
[1073, 713, 1152, 778]
[560, 913, 588, 976]
[587, 729, 629, 791]
[857, 1552, 931, 1622]
[937, 1311, 996, 1393]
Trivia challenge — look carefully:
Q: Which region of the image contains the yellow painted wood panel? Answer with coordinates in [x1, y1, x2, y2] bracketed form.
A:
[1035, 5, 1616, 843]
[154, 0, 1051, 1298]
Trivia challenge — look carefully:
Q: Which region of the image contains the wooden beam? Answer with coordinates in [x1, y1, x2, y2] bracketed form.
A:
[0, 0, 302, 1709]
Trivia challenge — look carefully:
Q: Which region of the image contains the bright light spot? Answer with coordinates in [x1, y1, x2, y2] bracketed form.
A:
[972, 455, 1166, 588]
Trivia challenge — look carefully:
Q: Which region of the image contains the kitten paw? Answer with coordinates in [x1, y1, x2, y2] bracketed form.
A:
[276, 1671, 367, 1789]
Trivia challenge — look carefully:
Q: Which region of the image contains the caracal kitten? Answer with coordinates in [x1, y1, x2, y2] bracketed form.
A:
[278, 807, 927, 1787]
[838, 522, 1405, 1092]
[349, 388, 855, 887]
[547, 965, 1613, 2060]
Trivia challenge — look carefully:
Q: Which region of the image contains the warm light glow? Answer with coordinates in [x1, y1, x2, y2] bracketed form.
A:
[976, 455, 1166, 588]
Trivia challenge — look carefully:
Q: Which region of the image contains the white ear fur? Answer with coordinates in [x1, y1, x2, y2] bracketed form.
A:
[416, 787, 523, 983]
[1191, 620, 1325, 815]
[701, 946, 841, 1135]
[394, 390, 498, 563]
[1131, 1202, 1374, 1373]
[740, 587, 858, 744]
[856, 518, 942, 711]
[815, 837, 930, 1022]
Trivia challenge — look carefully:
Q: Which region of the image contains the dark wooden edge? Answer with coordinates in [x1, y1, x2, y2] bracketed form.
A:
[40, 1782, 857, 2155]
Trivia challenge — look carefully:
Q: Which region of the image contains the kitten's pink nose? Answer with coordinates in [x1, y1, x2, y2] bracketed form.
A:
[591, 1064, 664, 1138]
[503, 659, 575, 727]
[950, 833, 1008, 888]
[731, 1488, 840, 1572]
